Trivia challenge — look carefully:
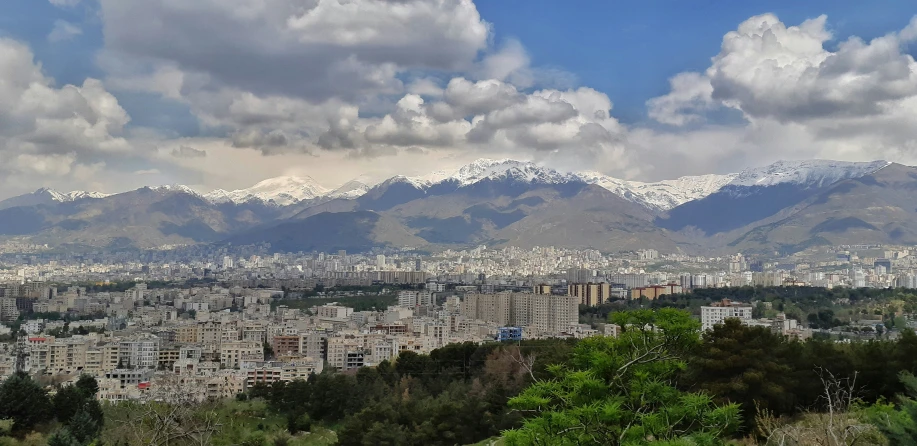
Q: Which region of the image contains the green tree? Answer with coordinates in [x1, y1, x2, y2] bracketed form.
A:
[47, 428, 82, 446]
[688, 319, 797, 433]
[0, 372, 52, 434]
[75, 374, 99, 397]
[866, 372, 917, 444]
[68, 408, 101, 444]
[53, 385, 86, 423]
[503, 309, 741, 445]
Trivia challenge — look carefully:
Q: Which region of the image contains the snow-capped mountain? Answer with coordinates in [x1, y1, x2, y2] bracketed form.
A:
[327, 179, 373, 199]
[574, 172, 737, 211]
[412, 159, 577, 187]
[204, 176, 329, 206]
[0, 188, 110, 211]
[30, 188, 110, 202]
[45, 158, 889, 211]
[726, 160, 890, 190]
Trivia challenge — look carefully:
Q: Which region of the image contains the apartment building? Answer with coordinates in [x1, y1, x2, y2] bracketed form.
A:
[271, 335, 300, 356]
[397, 290, 434, 308]
[700, 299, 754, 331]
[220, 341, 262, 369]
[567, 283, 611, 306]
[316, 305, 353, 320]
[461, 292, 579, 336]
[119, 336, 161, 369]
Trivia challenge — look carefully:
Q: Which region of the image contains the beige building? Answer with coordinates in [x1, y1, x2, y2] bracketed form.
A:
[461, 292, 579, 336]
[568, 283, 611, 306]
[220, 341, 262, 369]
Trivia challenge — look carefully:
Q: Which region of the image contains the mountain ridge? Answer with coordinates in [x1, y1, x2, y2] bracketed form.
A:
[0, 158, 906, 255]
[8, 158, 886, 212]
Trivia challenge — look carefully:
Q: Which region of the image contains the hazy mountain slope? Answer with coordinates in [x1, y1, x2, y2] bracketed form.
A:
[0, 188, 283, 249]
[224, 211, 426, 253]
[658, 160, 889, 235]
[493, 185, 680, 251]
[727, 163, 917, 254]
[0, 188, 107, 211]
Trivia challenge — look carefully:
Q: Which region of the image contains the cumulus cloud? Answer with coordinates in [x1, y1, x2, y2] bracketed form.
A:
[99, 0, 489, 102]
[642, 14, 917, 177]
[36, 3, 917, 194]
[48, 20, 82, 43]
[0, 38, 134, 196]
[170, 145, 206, 158]
[650, 14, 917, 125]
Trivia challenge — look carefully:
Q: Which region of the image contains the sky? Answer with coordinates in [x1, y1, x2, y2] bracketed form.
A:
[1, 0, 916, 198]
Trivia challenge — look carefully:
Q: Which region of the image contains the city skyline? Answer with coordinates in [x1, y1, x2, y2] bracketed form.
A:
[0, 1, 916, 198]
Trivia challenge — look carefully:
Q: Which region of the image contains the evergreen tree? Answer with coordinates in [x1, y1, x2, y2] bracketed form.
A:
[504, 309, 741, 445]
[688, 318, 797, 432]
[866, 372, 917, 444]
[75, 374, 99, 397]
[68, 408, 101, 444]
[47, 428, 82, 446]
[53, 385, 86, 423]
[0, 372, 51, 434]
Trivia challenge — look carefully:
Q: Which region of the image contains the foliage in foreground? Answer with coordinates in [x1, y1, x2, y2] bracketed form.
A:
[504, 309, 741, 445]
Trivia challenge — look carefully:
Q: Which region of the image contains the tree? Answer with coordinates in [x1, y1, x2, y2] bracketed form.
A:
[866, 372, 917, 444]
[47, 428, 82, 446]
[68, 408, 101, 444]
[688, 319, 797, 433]
[75, 374, 99, 397]
[503, 309, 741, 445]
[53, 385, 86, 423]
[0, 372, 52, 434]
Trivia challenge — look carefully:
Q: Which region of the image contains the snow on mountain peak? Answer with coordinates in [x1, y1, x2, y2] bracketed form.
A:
[204, 176, 330, 205]
[37, 188, 109, 202]
[727, 160, 890, 189]
[328, 179, 372, 199]
[574, 172, 736, 211]
[430, 158, 575, 186]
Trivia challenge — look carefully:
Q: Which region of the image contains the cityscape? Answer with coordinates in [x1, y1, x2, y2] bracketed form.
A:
[2, 0, 917, 444]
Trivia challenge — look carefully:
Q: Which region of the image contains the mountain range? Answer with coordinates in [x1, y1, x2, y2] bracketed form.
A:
[0, 158, 911, 255]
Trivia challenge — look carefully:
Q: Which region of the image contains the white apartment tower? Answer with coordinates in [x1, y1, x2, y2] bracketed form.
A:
[700, 300, 753, 331]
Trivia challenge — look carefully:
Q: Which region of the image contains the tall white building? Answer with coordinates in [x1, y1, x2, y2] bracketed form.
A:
[397, 290, 434, 308]
[118, 336, 161, 369]
[376, 255, 386, 268]
[700, 300, 753, 331]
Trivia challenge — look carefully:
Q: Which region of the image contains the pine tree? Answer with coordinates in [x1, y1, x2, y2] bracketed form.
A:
[503, 309, 741, 445]
[0, 372, 52, 434]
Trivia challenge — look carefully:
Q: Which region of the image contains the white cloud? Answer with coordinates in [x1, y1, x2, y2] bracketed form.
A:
[99, 0, 489, 102]
[48, 20, 83, 43]
[641, 14, 917, 176]
[20, 5, 917, 198]
[650, 14, 917, 124]
[0, 38, 134, 197]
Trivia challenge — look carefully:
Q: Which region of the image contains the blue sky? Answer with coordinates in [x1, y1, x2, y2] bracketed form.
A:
[477, 0, 917, 123]
[0, 0, 916, 196]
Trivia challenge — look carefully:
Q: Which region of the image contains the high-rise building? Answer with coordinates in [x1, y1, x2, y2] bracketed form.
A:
[461, 292, 578, 335]
[700, 299, 753, 331]
[533, 284, 552, 295]
[608, 274, 648, 290]
[567, 283, 611, 306]
[567, 269, 594, 284]
[376, 255, 386, 268]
